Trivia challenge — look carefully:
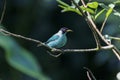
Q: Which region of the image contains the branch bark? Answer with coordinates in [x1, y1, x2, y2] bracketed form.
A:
[0, 28, 114, 53]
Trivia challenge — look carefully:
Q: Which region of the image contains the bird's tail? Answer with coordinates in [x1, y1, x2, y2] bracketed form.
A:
[37, 44, 42, 47]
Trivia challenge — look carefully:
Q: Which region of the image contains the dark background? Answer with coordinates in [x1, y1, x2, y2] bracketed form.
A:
[0, 0, 120, 80]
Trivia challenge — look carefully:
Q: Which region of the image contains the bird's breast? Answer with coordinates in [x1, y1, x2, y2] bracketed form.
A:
[47, 35, 67, 48]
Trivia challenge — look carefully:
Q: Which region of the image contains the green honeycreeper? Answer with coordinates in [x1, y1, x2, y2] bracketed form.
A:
[45, 27, 72, 48]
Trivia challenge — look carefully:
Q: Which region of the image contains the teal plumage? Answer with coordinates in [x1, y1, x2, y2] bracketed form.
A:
[45, 27, 72, 48]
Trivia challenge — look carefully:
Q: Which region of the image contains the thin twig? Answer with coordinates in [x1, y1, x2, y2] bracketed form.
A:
[0, 29, 52, 50]
[0, 0, 6, 24]
[84, 67, 96, 80]
[87, 71, 92, 80]
[100, 17, 107, 33]
[109, 36, 120, 41]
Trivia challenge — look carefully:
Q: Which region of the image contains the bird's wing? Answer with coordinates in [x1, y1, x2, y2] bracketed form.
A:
[45, 34, 59, 44]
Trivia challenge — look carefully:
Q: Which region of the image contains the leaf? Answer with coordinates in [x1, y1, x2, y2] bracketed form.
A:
[80, 6, 95, 14]
[84, 8, 95, 14]
[99, 3, 109, 10]
[99, 3, 120, 18]
[95, 9, 105, 20]
[71, 0, 80, 8]
[61, 7, 82, 15]
[114, 0, 120, 4]
[106, 4, 115, 18]
[99, 3, 115, 18]
[57, 0, 82, 15]
[87, 2, 98, 9]
[0, 33, 48, 80]
[56, 0, 70, 7]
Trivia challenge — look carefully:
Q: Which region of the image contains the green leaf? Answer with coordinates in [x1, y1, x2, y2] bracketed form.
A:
[95, 9, 105, 20]
[87, 2, 98, 9]
[71, 0, 80, 8]
[85, 8, 95, 14]
[99, 3, 120, 18]
[61, 7, 82, 15]
[57, 0, 82, 16]
[0, 32, 48, 80]
[56, 0, 70, 7]
[99, 3, 109, 10]
[80, 6, 95, 14]
[99, 3, 115, 18]
[114, 0, 120, 4]
[106, 4, 115, 18]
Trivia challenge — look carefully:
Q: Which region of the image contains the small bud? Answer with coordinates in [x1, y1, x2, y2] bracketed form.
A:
[116, 72, 120, 80]
[109, 4, 115, 8]
[104, 35, 111, 43]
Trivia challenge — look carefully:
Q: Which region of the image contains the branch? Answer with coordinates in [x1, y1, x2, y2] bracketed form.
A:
[0, 28, 52, 50]
[0, 0, 6, 24]
[84, 67, 96, 80]
[109, 36, 120, 41]
[100, 17, 107, 33]
[72, 0, 120, 60]
[0, 29, 114, 53]
[81, 0, 101, 49]
[71, 0, 101, 49]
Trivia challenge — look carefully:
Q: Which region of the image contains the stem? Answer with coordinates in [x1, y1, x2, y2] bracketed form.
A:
[100, 17, 107, 33]
[84, 67, 96, 80]
[0, 29, 52, 50]
[0, 0, 6, 24]
[109, 36, 120, 41]
[87, 71, 92, 80]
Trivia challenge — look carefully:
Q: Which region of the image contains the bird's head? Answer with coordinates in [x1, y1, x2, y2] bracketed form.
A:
[60, 27, 73, 34]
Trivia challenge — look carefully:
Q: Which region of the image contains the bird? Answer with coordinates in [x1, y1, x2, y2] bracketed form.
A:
[45, 27, 72, 48]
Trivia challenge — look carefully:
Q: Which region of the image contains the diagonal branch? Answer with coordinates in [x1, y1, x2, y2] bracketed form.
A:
[71, 0, 120, 60]
[0, 0, 6, 24]
[84, 67, 96, 80]
[80, 0, 101, 49]
[71, 0, 101, 49]
[0, 28, 52, 50]
[100, 17, 107, 33]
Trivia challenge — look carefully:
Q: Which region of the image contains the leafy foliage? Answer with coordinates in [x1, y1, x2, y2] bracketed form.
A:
[57, 0, 99, 15]
[57, 0, 120, 20]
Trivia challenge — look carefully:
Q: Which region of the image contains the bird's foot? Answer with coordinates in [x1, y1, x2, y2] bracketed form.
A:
[47, 48, 62, 57]
[51, 48, 58, 52]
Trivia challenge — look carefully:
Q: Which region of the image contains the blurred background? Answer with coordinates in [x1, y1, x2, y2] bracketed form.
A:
[0, 0, 120, 80]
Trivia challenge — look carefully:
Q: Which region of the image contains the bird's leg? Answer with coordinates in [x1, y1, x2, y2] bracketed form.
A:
[51, 48, 58, 52]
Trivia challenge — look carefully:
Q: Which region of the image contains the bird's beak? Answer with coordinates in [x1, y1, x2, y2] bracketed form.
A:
[66, 29, 73, 32]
